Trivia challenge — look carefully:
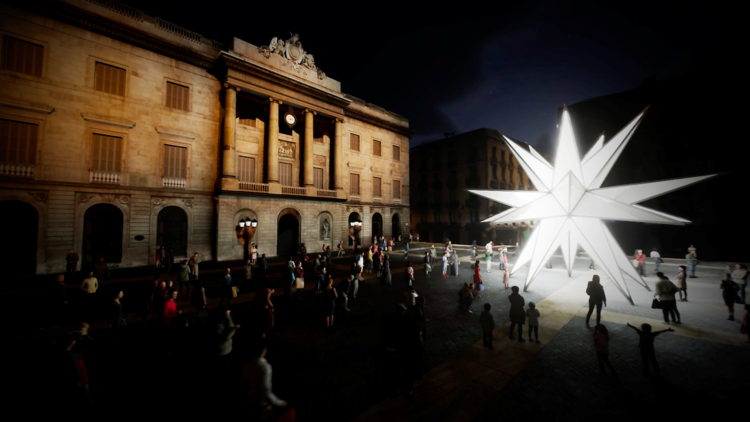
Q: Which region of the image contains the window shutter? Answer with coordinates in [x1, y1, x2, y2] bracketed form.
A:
[394, 180, 401, 199]
[314, 167, 324, 189]
[95, 62, 126, 96]
[373, 177, 381, 197]
[91, 134, 122, 172]
[0, 119, 38, 165]
[280, 162, 292, 186]
[166, 82, 189, 111]
[350, 173, 360, 195]
[350, 134, 360, 151]
[164, 145, 187, 178]
[238, 156, 255, 182]
[373, 140, 381, 156]
[2, 37, 43, 77]
[393, 145, 400, 161]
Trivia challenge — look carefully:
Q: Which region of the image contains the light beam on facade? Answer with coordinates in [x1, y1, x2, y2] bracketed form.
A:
[469, 106, 716, 304]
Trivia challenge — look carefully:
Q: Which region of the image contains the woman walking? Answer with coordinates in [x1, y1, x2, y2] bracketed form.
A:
[324, 275, 338, 331]
[381, 256, 392, 286]
[676, 266, 688, 301]
[585, 275, 606, 328]
[635, 249, 647, 277]
[473, 260, 483, 294]
[720, 273, 738, 320]
[509, 286, 526, 342]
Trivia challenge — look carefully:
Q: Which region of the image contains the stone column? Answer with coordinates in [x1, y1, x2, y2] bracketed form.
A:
[221, 85, 240, 190]
[267, 98, 282, 190]
[303, 109, 316, 189]
[334, 118, 344, 197]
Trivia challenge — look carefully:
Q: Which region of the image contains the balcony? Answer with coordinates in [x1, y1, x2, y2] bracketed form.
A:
[162, 177, 186, 189]
[281, 186, 306, 196]
[239, 182, 269, 193]
[90, 171, 121, 185]
[0, 163, 35, 178]
[317, 189, 337, 198]
[393, 197, 401, 204]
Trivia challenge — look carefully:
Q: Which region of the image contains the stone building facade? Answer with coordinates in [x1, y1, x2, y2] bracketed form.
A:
[409, 129, 532, 245]
[0, 0, 411, 275]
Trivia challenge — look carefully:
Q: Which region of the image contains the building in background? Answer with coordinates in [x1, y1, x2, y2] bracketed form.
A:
[0, 0, 411, 276]
[409, 129, 533, 245]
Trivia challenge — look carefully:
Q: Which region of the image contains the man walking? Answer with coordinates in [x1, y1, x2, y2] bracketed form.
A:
[585, 275, 606, 328]
[188, 252, 200, 282]
[655, 272, 681, 324]
[81, 271, 99, 316]
[650, 248, 661, 272]
[65, 249, 79, 277]
[219, 268, 233, 308]
[177, 259, 190, 299]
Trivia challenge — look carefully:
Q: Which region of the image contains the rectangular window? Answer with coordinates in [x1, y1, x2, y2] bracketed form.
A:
[350, 173, 360, 195]
[373, 140, 381, 156]
[350, 133, 360, 151]
[314, 167, 324, 189]
[238, 156, 255, 182]
[163, 144, 187, 179]
[2, 37, 43, 77]
[94, 62, 126, 96]
[394, 180, 401, 199]
[393, 145, 401, 161]
[91, 134, 122, 172]
[165, 81, 189, 111]
[279, 162, 293, 186]
[0, 119, 38, 165]
[373, 177, 382, 198]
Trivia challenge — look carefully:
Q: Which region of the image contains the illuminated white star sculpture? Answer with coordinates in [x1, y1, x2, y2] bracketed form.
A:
[470, 106, 716, 304]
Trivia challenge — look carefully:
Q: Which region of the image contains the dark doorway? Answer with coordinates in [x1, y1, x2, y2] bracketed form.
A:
[372, 213, 383, 240]
[348, 212, 361, 246]
[392, 213, 401, 239]
[157, 206, 188, 257]
[277, 211, 299, 256]
[83, 204, 123, 269]
[0, 200, 38, 275]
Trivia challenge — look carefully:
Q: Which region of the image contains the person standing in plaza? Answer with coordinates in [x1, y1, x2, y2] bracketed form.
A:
[626, 322, 673, 378]
[338, 275, 352, 312]
[374, 248, 382, 277]
[423, 251, 431, 276]
[191, 279, 207, 315]
[152, 280, 168, 325]
[315, 261, 326, 294]
[293, 261, 304, 302]
[502, 265, 510, 289]
[155, 245, 162, 267]
[337, 240, 344, 258]
[188, 252, 200, 282]
[473, 260, 483, 293]
[593, 324, 616, 376]
[405, 261, 414, 287]
[162, 290, 180, 327]
[244, 259, 253, 287]
[243, 338, 287, 417]
[585, 275, 606, 328]
[81, 272, 99, 317]
[450, 248, 459, 276]
[109, 290, 125, 335]
[687, 244, 696, 257]
[458, 283, 477, 313]
[470, 246, 478, 269]
[351, 261, 362, 299]
[250, 243, 258, 266]
[429, 245, 436, 267]
[404, 286, 418, 307]
[65, 249, 79, 278]
[731, 264, 747, 305]
[165, 249, 174, 273]
[219, 268, 233, 308]
[675, 265, 688, 302]
[366, 246, 373, 274]
[284, 257, 295, 303]
[442, 252, 449, 278]
[176, 259, 190, 299]
[509, 286, 526, 342]
[655, 272, 681, 324]
[526, 302, 540, 343]
[92, 257, 108, 283]
[685, 251, 698, 278]
[635, 249, 647, 276]
[324, 275, 338, 330]
[720, 272, 738, 320]
[485, 241, 493, 273]
[381, 256, 392, 285]
[259, 254, 269, 278]
[650, 248, 661, 273]
[216, 309, 239, 370]
[480, 303, 495, 349]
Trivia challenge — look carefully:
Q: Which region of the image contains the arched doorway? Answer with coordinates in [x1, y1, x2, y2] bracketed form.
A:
[372, 213, 383, 240]
[348, 212, 361, 246]
[83, 203, 123, 268]
[392, 213, 401, 239]
[0, 200, 38, 275]
[277, 210, 300, 257]
[157, 206, 188, 257]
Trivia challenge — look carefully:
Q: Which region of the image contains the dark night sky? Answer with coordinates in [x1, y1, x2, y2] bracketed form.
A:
[119, 0, 727, 152]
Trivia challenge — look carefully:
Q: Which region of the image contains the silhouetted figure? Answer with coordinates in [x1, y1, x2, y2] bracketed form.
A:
[585, 275, 606, 328]
[381, 258, 392, 286]
[655, 272, 681, 324]
[509, 286, 526, 342]
[720, 273, 737, 320]
[216, 309, 238, 371]
[219, 268, 233, 308]
[480, 303, 495, 349]
[526, 302, 540, 343]
[626, 322, 673, 377]
[92, 257, 108, 282]
[65, 249, 79, 277]
[593, 324, 616, 376]
[177, 259, 190, 299]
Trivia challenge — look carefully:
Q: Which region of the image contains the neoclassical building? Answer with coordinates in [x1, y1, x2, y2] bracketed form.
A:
[0, 0, 411, 275]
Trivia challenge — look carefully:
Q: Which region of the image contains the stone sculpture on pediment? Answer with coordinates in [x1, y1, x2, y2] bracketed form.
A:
[259, 33, 324, 76]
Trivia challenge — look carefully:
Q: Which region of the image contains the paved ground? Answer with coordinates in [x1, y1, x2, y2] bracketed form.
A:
[5, 243, 748, 420]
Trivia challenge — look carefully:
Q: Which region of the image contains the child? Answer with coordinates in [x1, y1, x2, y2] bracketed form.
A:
[502, 266, 510, 289]
[442, 252, 449, 278]
[593, 324, 616, 376]
[405, 261, 414, 286]
[626, 322, 674, 377]
[526, 302, 540, 343]
[480, 303, 495, 349]
[424, 252, 432, 276]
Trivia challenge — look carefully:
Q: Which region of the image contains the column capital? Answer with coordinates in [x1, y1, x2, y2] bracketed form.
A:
[334, 117, 344, 123]
[223, 83, 240, 91]
[268, 97, 283, 105]
[304, 108, 317, 115]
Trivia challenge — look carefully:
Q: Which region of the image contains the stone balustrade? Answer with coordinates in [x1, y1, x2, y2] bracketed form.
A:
[239, 182, 269, 193]
[90, 170, 120, 184]
[316, 189, 337, 198]
[0, 164, 35, 178]
[163, 177, 186, 189]
[281, 186, 306, 195]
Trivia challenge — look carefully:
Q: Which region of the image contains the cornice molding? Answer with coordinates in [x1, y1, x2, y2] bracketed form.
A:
[344, 108, 415, 138]
[155, 126, 196, 139]
[221, 54, 350, 109]
[0, 97, 55, 114]
[81, 113, 136, 128]
[14, 0, 217, 70]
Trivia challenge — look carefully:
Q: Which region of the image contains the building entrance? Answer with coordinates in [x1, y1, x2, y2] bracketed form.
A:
[83, 204, 122, 268]
[392, 213, 401, 239]
[157, 206, 188, 257]
[277, 210, 299, 257]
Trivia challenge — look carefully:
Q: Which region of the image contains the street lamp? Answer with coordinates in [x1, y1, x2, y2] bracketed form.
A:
[348, 219, 363, 252]
[235, 217, 258, 261]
